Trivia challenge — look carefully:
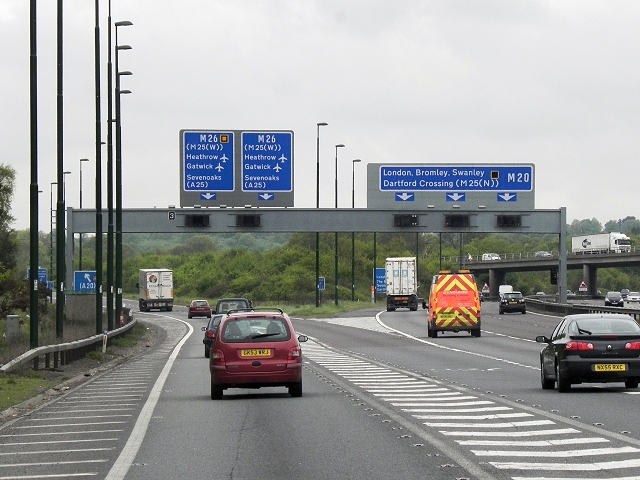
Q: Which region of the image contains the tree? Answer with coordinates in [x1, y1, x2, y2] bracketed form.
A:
[0, 164, 17, 270]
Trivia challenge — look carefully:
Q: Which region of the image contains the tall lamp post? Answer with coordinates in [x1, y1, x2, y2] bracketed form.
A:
[351, 159, 361, 301]
[78, 158, 89, 269]
[49, 181, 57, 283]
[334, 143, 345, 306]
[114, 19, 132, 327]
[315, 122, 328, 308]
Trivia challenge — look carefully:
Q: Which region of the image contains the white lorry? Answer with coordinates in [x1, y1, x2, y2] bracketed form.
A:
[385, 257, 420, 311]
[571, 233, 631, 254]
[138, 269, 174, 312]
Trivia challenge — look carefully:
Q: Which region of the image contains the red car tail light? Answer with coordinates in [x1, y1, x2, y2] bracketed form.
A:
[288, 346, 302, 360]
[565, 341, 594, 351]
[211, 349, 225, 363]
[625, 341, 640, 350]
[206, 331, 215, 339]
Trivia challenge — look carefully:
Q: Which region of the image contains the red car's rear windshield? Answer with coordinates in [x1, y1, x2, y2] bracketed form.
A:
[221, 317, 291, 343]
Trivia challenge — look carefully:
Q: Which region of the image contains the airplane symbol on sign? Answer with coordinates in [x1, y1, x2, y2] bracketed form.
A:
[220, 154, 229, 162]
[215, 164, 224, 172]
[279, 155, 287, 163]
[273, 164, 282, 172]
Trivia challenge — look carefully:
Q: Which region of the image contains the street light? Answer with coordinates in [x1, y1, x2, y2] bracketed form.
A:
[315, 122, 328, 308]
[351, 159, 361, 301]
[50, 182, 57, 283]
[79, 158, 89, 269]
[114, 19, 133, 328]
[334, 144, 345, 306]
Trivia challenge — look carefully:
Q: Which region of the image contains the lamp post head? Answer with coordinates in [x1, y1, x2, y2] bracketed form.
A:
[80, 158, 89, 162]
[117, 45, 132, 51]
[317, 122, 328, 127]
[114, 20, 133, 27]
[118, 71, 133, 76]
[352, 159, 361, 164]
[335, 144, 345, 149]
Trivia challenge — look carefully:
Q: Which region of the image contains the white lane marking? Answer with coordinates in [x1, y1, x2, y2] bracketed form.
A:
[104, 315, 193, 480]
[374, 312, 539, 370]
[473, 446, 640, 457]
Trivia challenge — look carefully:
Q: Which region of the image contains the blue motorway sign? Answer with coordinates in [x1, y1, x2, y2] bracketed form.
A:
[182, 131, 235, 192]
[317, 276, 325, 291]
[379, 165, 533, 192]
[241, 131, 293, 192]
[374, 268, 386, 293]
[74, 271, 97, 292]
[27, 268, 48, 284]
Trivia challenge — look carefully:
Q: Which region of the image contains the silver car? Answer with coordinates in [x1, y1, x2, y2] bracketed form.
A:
[627, 292, 640, 302]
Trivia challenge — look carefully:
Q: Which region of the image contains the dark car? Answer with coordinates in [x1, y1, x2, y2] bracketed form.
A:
[499, 291, 526, 314]
[215, 297, 252, 314]
[536, 313, 640, 392]
[188, 299, 212, 319]
[604, 291, 624, 307]
[621, 288, 630, 299]
[209, 308, 308, 399]
[201, 314, 224, 358]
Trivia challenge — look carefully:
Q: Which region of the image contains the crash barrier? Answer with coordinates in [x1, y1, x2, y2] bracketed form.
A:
[0, 312, 135, 374]
[526, 297, 640, 322]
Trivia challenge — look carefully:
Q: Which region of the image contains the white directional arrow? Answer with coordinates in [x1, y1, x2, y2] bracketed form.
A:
[279, 154, 287, 162]
[447, 192, 465, 201]
[220, 154, 228, 162]
[273, 164, 282, 172]
[396, 193, 414, 201]
[201, 193, 215, 199]
[259, 193, 274, 200]
[215, 163, 224, 172]
[84, 273, 92, 282]
[498, 193, 516, 201]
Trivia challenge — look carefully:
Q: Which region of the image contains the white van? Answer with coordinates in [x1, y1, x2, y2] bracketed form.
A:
[499, 284, 514, 298]
[482, 253, 501, 261]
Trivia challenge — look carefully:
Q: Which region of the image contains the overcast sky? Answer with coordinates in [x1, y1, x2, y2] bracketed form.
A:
[2, 0, 639, 232]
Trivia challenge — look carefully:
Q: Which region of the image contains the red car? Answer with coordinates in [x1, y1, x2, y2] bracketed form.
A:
[209, 309, 308, 399]
[188, 299, 212, 319]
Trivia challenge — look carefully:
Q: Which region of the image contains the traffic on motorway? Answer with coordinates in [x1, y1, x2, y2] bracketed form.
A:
[1, 298, 640, 479]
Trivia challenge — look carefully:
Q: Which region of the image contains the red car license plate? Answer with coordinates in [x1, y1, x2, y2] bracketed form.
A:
[240, 349, 271, 357]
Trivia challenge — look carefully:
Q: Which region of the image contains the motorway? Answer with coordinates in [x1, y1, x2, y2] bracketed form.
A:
[1, 302, 639, 479]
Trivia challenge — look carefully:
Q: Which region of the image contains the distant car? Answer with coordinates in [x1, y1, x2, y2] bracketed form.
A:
[215, 297, 252, 314]
[499, 291, 526, 314]
[202, 314, 224, 358]
[604, 291, 624, 307]
[209, 308, 308, 399]
[535, 291, 545, 296]
[188, 299, 212, 319]
[534, 251, 552, 258]
[627, 292, 640, 302]
[482, 253, 501, 261]
[621, 288, 630, 299]
[536, 313, 640, 392]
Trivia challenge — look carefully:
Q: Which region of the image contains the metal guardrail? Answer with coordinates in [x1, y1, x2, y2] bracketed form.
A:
[0, 319, 137, 374]
[525, 298, 640, 321]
